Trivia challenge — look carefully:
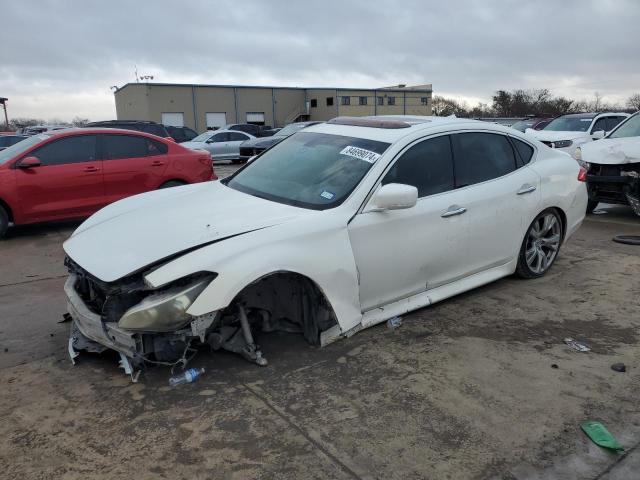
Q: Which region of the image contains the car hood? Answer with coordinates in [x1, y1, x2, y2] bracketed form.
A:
[241, 136, 285, 149]
[581, 136, 640, 165]
[63, 181, 311, 282]
[526, 129, 589, 141]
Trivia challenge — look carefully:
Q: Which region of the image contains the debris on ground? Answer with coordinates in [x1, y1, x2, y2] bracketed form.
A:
[386, 316, 403, 329]
[564, 337, 591, 352]
[581, 421, 624, 451]
[592, 209, 607, 215]
[551, 364, 559, 369]
[58, 313, 72, 323]
[611, 363, 627, 373]
[612, 234, 640, 246]
[169, 367, 205, 387]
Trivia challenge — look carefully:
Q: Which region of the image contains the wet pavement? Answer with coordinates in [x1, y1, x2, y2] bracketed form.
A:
[0, 202, 638, 479]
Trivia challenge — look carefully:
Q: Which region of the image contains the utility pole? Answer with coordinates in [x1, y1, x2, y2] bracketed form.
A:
[0, 98, 8, 131]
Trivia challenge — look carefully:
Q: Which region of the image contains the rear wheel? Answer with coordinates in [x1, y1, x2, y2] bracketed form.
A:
[159, 180, 186, 189]
[586, 200, 599, 214]
[0, 205, 9, 239]
[516, 209, 562, 279]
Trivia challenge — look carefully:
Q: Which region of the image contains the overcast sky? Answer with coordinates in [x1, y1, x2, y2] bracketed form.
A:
[2, 0, 639, 122]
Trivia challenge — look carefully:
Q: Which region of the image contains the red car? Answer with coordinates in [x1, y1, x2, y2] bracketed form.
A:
[0, 128, 216, 238]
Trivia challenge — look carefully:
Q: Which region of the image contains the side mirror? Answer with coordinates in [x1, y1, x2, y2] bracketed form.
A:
[18, 156, 42, 168]
[591, 130, 605, 140]
[367, 183, 418, 212]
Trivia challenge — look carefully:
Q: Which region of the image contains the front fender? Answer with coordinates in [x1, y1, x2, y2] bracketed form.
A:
[144, 218, 363, 333]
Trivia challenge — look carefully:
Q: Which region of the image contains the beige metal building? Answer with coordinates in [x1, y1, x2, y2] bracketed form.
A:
[114, 82, 432, 132]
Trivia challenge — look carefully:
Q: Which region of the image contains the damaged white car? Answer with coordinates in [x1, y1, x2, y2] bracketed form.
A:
[63, 116, 587, 379]
[574, 112, 640, 214]
[526, 112, 629, 156]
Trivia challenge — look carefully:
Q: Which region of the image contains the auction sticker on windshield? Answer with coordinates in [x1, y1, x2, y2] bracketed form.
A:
[340, 146, 381, 163]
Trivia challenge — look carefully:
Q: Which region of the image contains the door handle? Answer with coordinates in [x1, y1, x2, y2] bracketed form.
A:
[151, 161, 165, 166]
[441, 205, 467, 218]
[83, 166, 99, 172]
[517, 184, 537, 195]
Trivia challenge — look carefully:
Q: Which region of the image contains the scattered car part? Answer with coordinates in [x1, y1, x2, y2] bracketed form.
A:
[612, 235, 640, 246]
[564, 337, 591, 352]
[386, 316, 403, 329]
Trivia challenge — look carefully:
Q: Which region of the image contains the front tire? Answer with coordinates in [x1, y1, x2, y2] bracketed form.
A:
[0, 205, 8, 239]
[516, 209, 563, 279]
[586, 200, 599, 214]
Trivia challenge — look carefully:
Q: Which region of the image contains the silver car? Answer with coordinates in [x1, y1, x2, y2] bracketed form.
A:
[181, 129, 255, 162]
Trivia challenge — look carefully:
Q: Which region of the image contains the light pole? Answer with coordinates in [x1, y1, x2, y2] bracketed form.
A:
[0, 98, 8, 131]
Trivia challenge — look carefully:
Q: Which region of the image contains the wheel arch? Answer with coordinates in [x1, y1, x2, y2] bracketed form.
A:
[0, 197, 14, 223]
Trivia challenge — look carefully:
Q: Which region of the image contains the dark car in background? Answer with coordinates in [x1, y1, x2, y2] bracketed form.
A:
[165, 125, 199, 143]
[223, 123, 276, 137]
[239, 121, 323, 158]
[85, 120, 172, 140]
[510, 117, 553, 132]
[0, 134, 28, 151]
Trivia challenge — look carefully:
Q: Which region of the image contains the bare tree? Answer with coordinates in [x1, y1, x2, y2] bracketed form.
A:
[71, 116, 90, 127]
[627, 93, 640, 111]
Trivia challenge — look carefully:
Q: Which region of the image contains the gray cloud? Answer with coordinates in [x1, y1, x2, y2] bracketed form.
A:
[2, 0, 639, 121]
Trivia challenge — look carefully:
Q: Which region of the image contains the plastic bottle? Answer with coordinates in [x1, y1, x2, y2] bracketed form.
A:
[386, 316, 402, 329]
[169, 367, 205, 387]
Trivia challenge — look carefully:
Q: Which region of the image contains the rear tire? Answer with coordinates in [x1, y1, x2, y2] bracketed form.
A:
[159, 180, 186, 189]
[516, 209, 563, 279]
[586, 200, 599, 214]
[0, 205, 9, 239]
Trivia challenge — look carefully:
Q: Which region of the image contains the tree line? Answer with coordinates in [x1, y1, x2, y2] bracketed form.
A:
[432, 89, 640, 118]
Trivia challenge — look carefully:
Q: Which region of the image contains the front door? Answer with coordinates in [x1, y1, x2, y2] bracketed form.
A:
[226, 132, 251, 159]
[205, 132, 232, 160]
[348, 135, 470, 311]
[14, 134, 104, 223]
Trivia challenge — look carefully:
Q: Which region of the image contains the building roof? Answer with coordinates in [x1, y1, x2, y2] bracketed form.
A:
[115, 82, 432, 93]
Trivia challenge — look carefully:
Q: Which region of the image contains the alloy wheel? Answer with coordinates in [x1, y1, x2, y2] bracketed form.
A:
[525, 212, 561, 274]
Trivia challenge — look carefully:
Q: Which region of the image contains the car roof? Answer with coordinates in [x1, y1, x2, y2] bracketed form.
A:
[87, 120, 160, 125]
[305, 115, 502, 143]
[41, 127, 171, 140]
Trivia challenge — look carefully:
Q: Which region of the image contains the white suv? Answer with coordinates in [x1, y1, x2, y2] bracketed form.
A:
[526, 112, 629, 156]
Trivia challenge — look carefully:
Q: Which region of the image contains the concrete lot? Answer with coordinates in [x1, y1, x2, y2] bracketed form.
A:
[0, 182, 639, 479]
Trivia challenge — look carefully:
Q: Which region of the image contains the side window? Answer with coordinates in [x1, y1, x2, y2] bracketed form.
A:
[31, 135, 97, 166]
[185, 128, 198, 140]
[212, 132, 229, 142]
[606, 116, 625, 132]
[382, 135, 454, 198]
[147, 139, 168, 156]
[591, 118, 608, 133]
[103, 135, 148, 160]
[451, 133, 516, 187]
[228, 132, 249, 141]
[511, 138, 534, 165]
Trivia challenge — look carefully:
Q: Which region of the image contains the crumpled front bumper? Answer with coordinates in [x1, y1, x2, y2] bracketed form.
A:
[65, 275, 142, 359]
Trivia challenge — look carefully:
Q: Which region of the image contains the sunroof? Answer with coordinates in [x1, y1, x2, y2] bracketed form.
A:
[327, 116, 411, 129]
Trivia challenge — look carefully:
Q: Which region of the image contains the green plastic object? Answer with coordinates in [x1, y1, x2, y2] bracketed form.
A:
[581, 421, 624, 451]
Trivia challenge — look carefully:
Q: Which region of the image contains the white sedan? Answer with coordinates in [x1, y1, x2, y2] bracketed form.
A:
[526, 112, 629, 156]
[63, 116, 588, 376]
[181, 129, 255, 162]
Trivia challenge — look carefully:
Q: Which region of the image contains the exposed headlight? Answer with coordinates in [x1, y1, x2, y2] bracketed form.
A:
[118, 275, 214, 332]
[553, 140, 573, 148]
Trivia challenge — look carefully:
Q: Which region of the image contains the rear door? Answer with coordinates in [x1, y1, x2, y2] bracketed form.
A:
[14, 134, 104, 222]
[451, 132, 541, 275]
[226, 132, 252, 159]
[101, 133, 170, 203]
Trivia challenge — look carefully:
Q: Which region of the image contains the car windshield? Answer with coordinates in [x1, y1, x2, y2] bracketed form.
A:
[274, 123, 308, 137]
[0, 134, 48, 165]
[609, 114, 640, 139]
[543, 116, 594, 132]
[511, 120, 536, 132]
[226, 132, 390, 210]
[192, 132, 214, 142]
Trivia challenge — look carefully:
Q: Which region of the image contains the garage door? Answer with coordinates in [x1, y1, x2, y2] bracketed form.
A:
[206, 112, 227, 130]
[246, 112, 265, 125]
[161, 113, 184, 127]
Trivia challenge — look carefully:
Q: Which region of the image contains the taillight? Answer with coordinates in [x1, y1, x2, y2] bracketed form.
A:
[577, 167, 588, 182]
